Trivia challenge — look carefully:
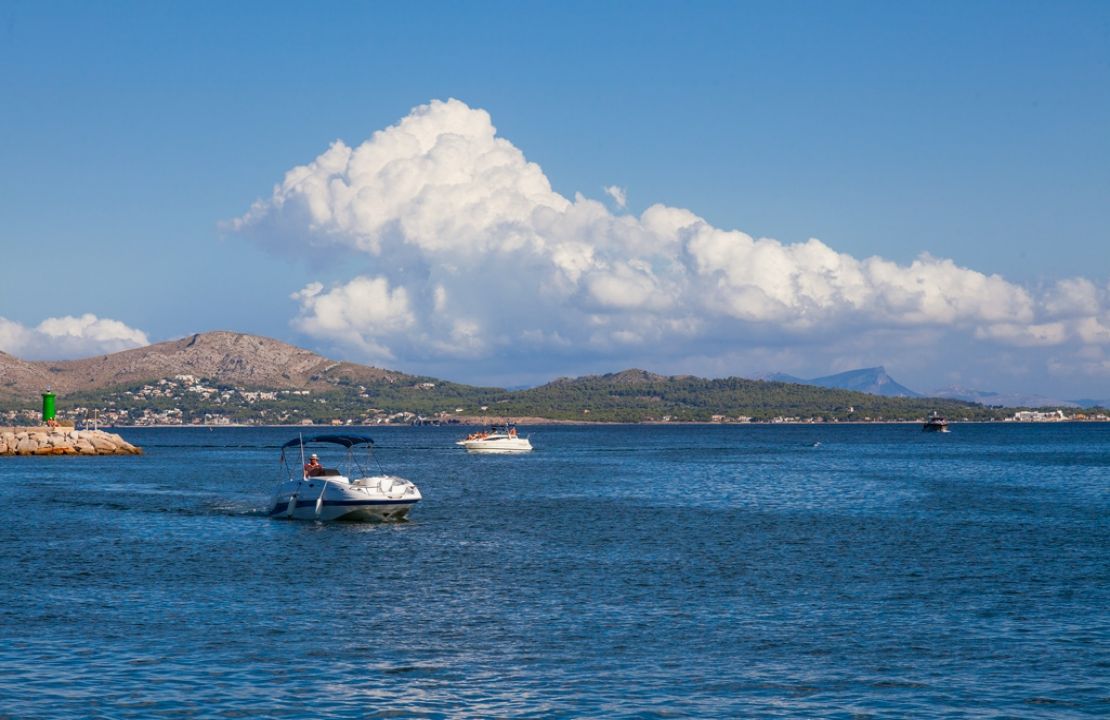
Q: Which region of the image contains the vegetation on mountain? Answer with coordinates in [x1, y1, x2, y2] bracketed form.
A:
[487, 371, 987, 422]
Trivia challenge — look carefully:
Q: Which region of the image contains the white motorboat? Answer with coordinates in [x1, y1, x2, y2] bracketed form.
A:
[456, 423, 533, 453]
[268, 434, 420, 521]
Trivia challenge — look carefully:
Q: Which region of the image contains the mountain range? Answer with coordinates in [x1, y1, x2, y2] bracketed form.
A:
[755, 367, 1102, 408]
[0, 332, 1093, 422]
[927, 386, 1085, 409]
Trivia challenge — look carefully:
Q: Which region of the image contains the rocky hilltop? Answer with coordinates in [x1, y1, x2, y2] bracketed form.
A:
[0, 331, 411, 400]
[0, 350, 54, 395]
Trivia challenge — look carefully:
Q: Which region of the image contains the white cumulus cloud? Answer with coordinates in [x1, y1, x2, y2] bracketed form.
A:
[231, 98, 1110, 389]
[291, 277, 415, 360]
[0, 314, 149, 360]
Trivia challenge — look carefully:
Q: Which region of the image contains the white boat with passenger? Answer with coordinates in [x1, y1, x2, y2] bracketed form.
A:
[268, 434, 421, 521]
[456, 423, 533, 454]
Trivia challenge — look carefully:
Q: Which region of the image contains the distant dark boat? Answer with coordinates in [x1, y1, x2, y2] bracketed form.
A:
[923, 413, 949, 432]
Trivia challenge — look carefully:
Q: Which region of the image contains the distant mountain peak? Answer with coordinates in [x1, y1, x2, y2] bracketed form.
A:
[930, 385, 1077, 408]
[808, 367, 920, 397]
[750, 366, 919, 398]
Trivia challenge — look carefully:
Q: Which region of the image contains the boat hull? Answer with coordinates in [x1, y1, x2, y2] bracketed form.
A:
[268, 475, 420, 522]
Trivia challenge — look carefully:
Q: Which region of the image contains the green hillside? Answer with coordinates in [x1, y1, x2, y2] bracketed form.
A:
[488, 371, 990, 422]
[1, 369, 1006, 425]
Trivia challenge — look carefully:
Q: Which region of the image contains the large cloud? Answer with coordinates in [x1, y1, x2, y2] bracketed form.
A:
[0, 314, 150, 360]
[232, 99, 1110, 389]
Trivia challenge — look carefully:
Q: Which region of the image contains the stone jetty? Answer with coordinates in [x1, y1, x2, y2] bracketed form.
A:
[0, 427, 142, 456]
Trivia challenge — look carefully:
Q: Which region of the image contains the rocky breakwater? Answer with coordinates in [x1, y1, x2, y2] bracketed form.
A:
[0, 427, 142, 456]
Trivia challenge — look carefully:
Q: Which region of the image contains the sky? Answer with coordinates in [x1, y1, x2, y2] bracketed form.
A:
[1, 1, 1108, 398]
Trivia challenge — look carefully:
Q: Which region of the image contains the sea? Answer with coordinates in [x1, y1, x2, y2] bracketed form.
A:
[0, 423, 1106, 719]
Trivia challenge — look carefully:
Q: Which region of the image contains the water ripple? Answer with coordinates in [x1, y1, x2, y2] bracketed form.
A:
[0, 424, 1106, 718]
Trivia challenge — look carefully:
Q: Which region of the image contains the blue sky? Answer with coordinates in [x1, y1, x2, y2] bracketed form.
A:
[1, 1, 1108, 397]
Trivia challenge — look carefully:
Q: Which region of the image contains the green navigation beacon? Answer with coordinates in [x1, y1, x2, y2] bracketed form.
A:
[42, 391, 56, 423]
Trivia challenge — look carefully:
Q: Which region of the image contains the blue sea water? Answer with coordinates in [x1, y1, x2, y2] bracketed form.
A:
[0, 423, 1106, 719]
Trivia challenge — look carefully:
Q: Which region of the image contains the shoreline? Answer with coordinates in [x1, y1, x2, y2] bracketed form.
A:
[89, 418, 1109, 429]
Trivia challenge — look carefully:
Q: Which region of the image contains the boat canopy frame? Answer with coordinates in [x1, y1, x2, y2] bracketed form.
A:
[280, 433, 379, 479]
[280, 434, 374, 450]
